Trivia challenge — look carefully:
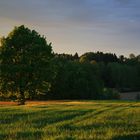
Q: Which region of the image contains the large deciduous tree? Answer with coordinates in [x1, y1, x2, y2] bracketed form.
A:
[0, 25, 53, 105]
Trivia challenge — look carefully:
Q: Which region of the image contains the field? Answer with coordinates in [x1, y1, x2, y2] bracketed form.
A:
[0, 101, 140, 140]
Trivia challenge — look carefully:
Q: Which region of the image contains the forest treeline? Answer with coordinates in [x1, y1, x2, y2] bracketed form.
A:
[48, 52, 140, 100]
[0, 25, 140, 104]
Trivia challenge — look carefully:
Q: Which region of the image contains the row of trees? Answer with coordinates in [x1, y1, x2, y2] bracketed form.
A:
[48, 52, 140, 99]
[0, 25, 140, 104]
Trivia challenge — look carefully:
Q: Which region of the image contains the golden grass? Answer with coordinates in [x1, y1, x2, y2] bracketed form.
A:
[0, 100, 140, 140]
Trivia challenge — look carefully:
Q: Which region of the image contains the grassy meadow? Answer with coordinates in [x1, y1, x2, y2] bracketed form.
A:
[0, 101, 140, 140]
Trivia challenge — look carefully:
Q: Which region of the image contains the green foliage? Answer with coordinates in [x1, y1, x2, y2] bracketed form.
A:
[0, 101, 140, 140]
[50, 59, 103, 99]
[0, 25, 53, 104]
[107, 63, 140, 91]
[80, 52, 118, 64]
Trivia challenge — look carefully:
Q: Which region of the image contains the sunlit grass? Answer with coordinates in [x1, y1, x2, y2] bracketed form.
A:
[0, 101, 140, 140]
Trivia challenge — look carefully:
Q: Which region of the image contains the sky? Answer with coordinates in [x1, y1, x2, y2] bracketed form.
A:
[0, 0, 140, 56]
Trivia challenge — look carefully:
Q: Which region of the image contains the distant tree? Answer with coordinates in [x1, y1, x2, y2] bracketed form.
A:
[80, 52, 118, 64]
[0, 25, 53, 105]
[73, 52, 79, 60]
[129, 53, 135, 59]
[119, 55, 125, 63]
[54, 53, 74, 61]
[125, 54, 139, 66]
[136, 55, 140, 62]
[79, 55, 89, 63]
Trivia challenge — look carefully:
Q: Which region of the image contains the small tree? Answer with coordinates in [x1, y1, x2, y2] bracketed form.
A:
[0, 25, 53, 105]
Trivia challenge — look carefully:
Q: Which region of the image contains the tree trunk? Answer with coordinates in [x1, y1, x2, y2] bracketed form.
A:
[18, 90, 25, 105]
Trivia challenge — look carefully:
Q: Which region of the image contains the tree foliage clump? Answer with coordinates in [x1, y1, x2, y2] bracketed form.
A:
[0, 25, 52, 104]
[50, 59, 103, 99]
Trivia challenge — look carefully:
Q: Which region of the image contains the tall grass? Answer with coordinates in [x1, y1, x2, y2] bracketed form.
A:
[0, 101, 140, 140]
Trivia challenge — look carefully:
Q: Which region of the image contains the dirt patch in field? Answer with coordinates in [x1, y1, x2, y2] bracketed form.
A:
[0, 101, 17, 106]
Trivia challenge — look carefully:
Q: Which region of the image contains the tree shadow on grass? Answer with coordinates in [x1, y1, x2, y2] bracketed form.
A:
[58, 122, 105, 132]
[55, 136, 76, 140]
[16, 131, 42, 140]
[0, 134, 7, 140]
[32, 110, 91, 128]
[112, 133, 140, 140]
[0, 112, 38, 125]
[68, 106, 117, 125]
[0, 131, 42, 140]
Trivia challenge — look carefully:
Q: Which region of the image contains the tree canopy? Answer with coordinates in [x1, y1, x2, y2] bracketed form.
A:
[0, 25, 53, 104]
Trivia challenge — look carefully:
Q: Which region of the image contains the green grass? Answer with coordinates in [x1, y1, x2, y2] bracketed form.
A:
[0, 101, 140, 140]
